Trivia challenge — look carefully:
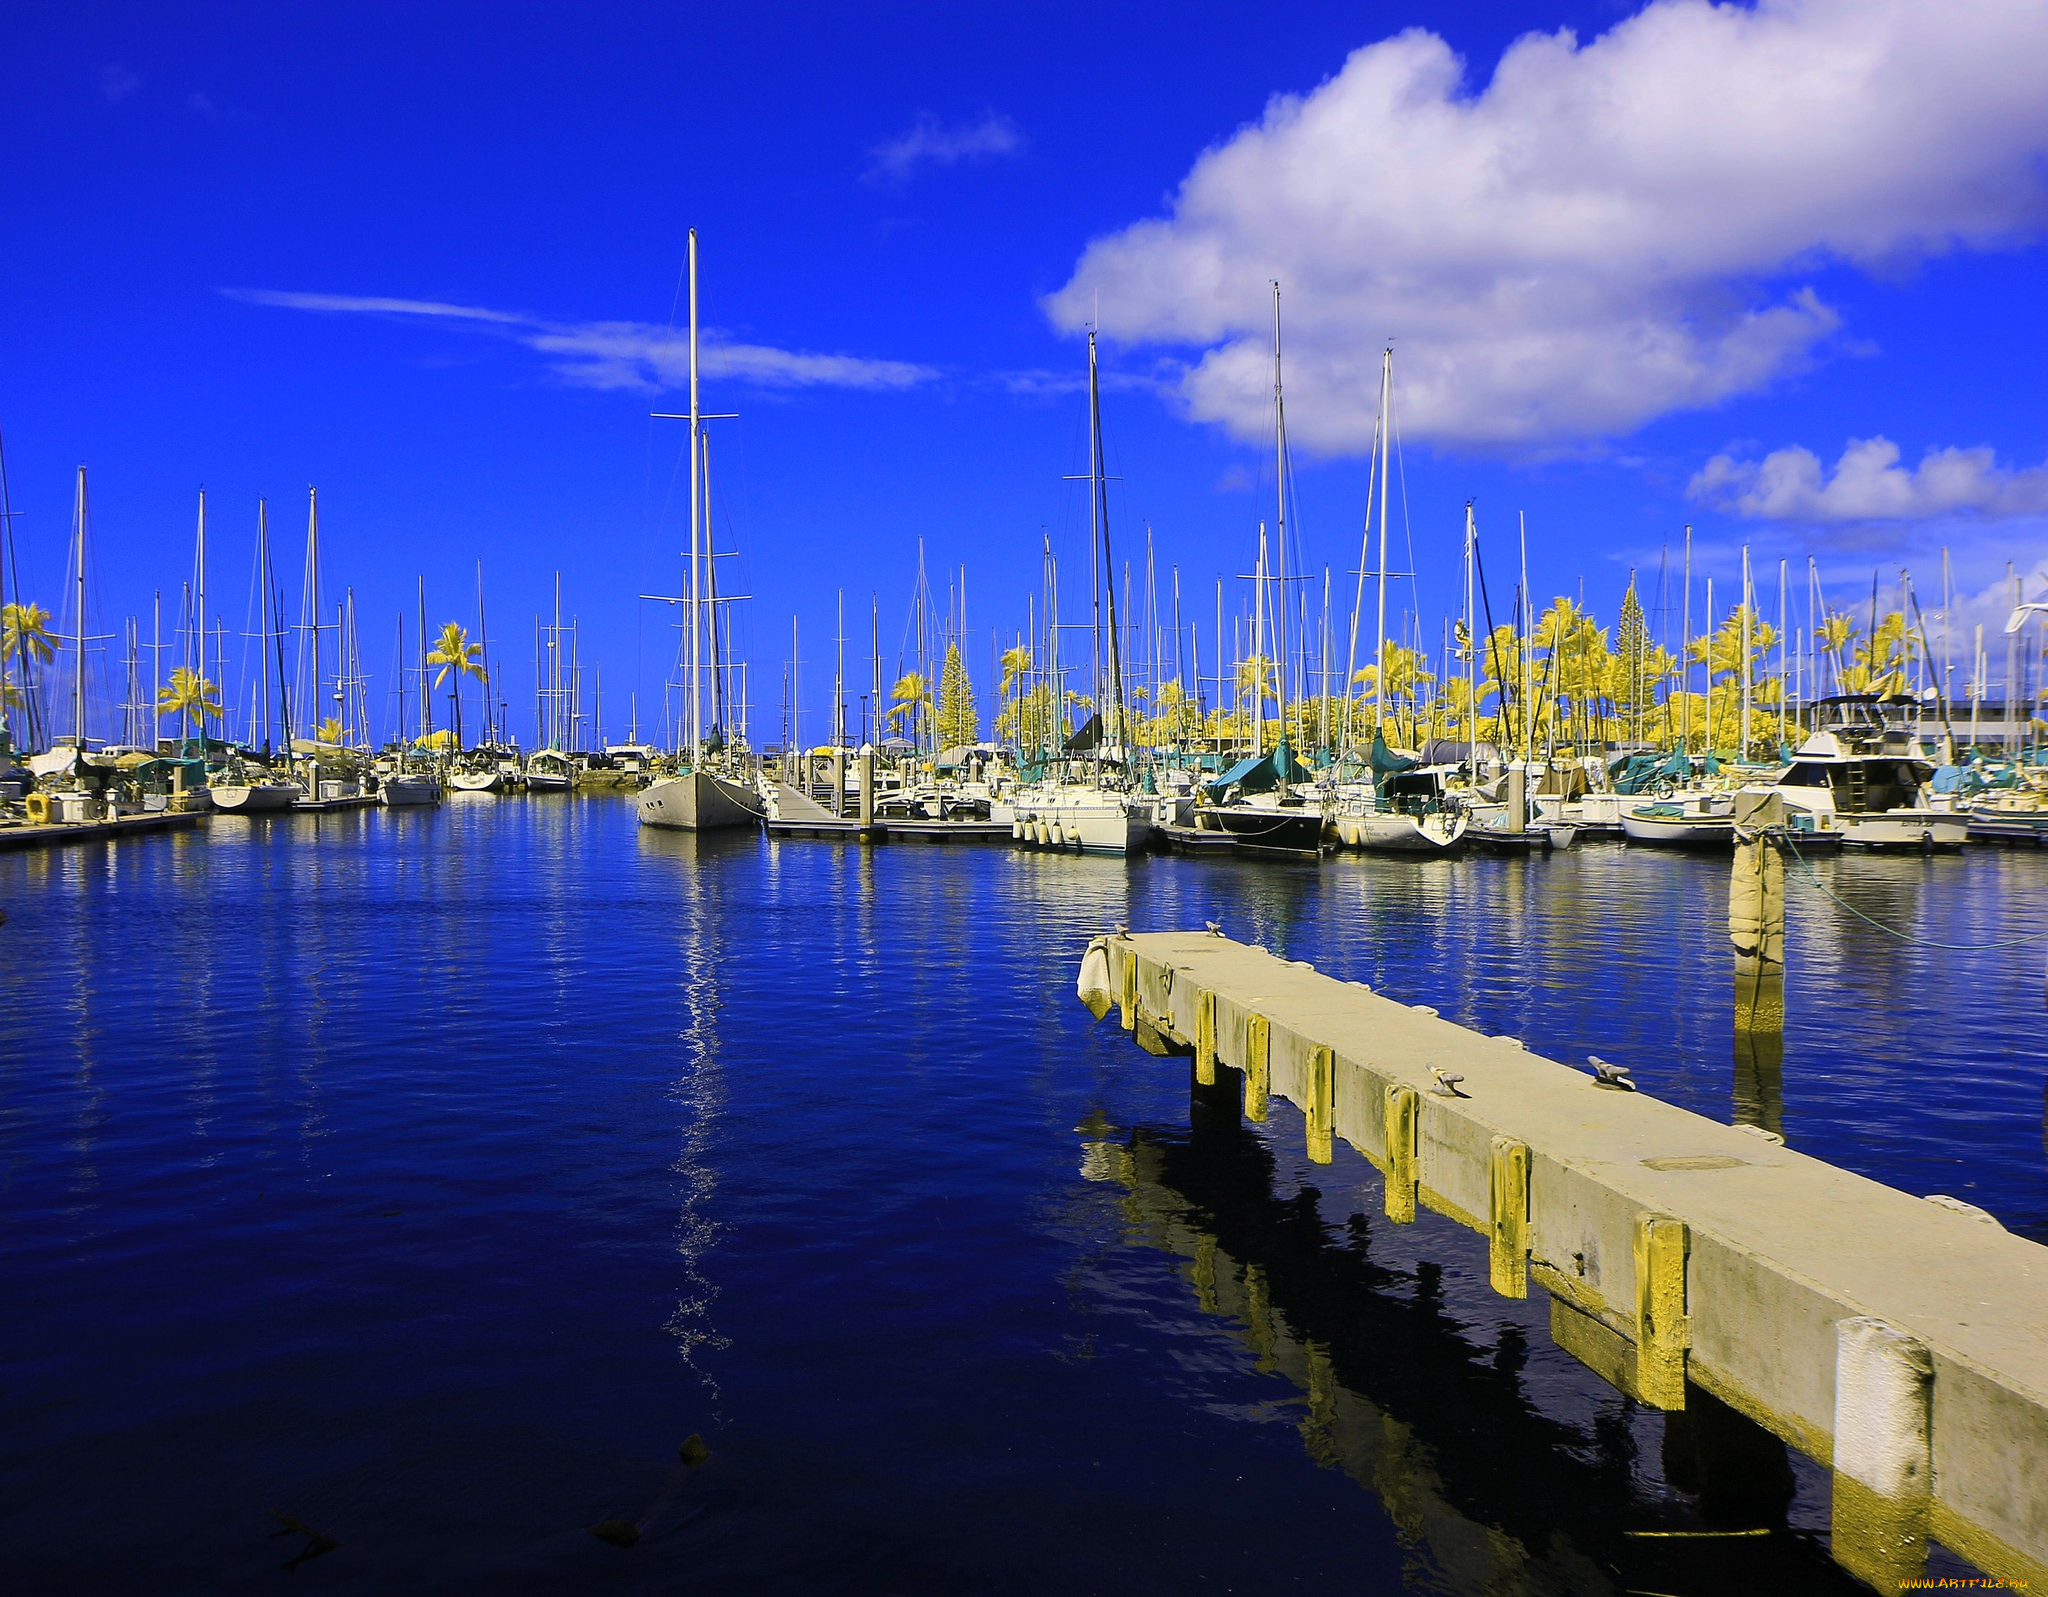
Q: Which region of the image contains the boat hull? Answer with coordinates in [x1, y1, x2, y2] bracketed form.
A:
[524, 772, 574, 794]
[1339, 812, 1466, 854]
[637, 770, 766, 831]
[1197, 804, 1323, 854]
[1834, 809, 1968, 850]
[210, 782, 305, 813]
[1621, 809, 1734, 847]
[1012, 795, 1153, 855]
[379, 776, 442, 807]
[449, 770, 502, 793]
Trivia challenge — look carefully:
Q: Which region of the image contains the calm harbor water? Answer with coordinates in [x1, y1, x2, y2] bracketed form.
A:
[2, 798, 2042, 1592]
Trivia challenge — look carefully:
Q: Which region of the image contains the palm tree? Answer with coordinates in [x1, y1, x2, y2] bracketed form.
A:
[886, 670, 931, 747]
[427, 622, 488, 749]
[315, 716, 347, 745]
[2, 600, 57, 745]
[2, 601, 57, 667]
[156, 665, 222, 737]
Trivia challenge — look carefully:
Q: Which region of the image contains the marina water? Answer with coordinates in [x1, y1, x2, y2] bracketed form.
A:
[3, 800, 2042, 1591]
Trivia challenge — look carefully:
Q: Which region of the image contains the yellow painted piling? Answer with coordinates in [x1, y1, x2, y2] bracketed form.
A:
[1196, 990, 1217, 1087]
[1384, 1085, 1418, 1223]
[1244, 1014, 1270, 1123]
[1488, 1137, 1530, 1299]
[1633, 1214, 1690, 1410]
[1306, 1045, 1333, 1164]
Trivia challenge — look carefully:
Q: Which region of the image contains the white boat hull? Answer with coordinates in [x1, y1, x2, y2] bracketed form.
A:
[638, 770, 766, 831]
[379, 776, 442, 807]
[1832, 809, 1968, 849]
[1013, 793, 1153, 855]
[1338, 812, 1466, 854]
[210, 782, 305, 813]
[1621, 809, 1734, 847]
[449, 769, 502, 793]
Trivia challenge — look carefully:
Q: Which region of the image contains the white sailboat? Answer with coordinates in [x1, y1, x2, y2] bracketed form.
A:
[212, 496, 306, 812]
[1009, 328, 1157, 856]
[638, 229, 766, 834]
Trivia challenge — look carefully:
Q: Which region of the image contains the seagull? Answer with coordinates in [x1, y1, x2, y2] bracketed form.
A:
[2006, 601, 2048, 635]
[1113, 921, 1129, 938]
[1205, 920, 1224, 937]
[1588, 1055, 1637, 1092]
[1430, 1066, 1466, 1098]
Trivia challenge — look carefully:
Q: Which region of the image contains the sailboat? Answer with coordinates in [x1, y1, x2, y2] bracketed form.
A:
[638, 229, 767, 833]
[211, 494, 306, 812]
[1009, 328, 1163, 855]
[1190, 287, 1326, 857]
[1313, 346, 1464, 856]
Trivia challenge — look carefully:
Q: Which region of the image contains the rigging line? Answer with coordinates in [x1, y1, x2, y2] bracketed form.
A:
[1779, 833, 2048, 949]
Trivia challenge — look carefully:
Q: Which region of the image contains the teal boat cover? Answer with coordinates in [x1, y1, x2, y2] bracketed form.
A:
[1203, 740, 1313, 798]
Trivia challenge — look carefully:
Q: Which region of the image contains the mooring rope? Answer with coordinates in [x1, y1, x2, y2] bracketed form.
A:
[1776, 831, 2048, 951]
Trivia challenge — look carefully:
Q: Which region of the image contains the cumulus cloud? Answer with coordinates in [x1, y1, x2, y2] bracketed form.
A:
[222, 288, 934, 393]
[1692, 437, 2048, 522]
[1048, 0, 2048, 452]
[866, 111, 1021, 184]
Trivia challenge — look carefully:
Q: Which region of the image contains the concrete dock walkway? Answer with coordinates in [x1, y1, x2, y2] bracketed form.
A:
[0, 811, 204, 851]
[1079, 929, 2048, 1589]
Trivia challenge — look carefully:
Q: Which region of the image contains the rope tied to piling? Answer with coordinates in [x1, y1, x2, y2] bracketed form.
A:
[1775, 831, 2048, 952]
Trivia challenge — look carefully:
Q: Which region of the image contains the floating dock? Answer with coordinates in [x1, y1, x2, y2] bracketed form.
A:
[0, 811, 205, 851]
[1078, 929, 2048, 1589]
[764, 784, 1010, 843]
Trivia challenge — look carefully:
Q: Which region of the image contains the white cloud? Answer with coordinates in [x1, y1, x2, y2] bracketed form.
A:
[1048, 0, 2048, 452]
[222, 288, 934, 393]
[866, 111, 1021, 184]
[1692, 437, 2048, 522]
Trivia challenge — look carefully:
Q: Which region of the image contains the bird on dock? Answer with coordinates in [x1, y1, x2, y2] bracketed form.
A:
[1205, 920, 1223, 937]
[1429, 1066, 1466, 1098]
[1588, 1056, 1637, 1092]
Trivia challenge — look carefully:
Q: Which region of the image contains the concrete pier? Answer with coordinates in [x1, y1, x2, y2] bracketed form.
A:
[1078, 930, 2048, 1588]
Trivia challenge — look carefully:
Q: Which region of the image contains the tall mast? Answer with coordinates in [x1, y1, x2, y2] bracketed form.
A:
[1251, 523, 1268, 757]
[72, 466, 88, 747]
[256, 501, 272, 749]
[193, 488, 207, 695]
[1270, 282, 1290, 745]
[303, 486, 321, 749]
[1464, 501, 1477, 770]
[1682, 526, 1692, 752]
[1374, 349, 1393, 734]
[1087, 329, 1126, 753]
[1741, 543, 1753, 758]
[686, 228, 703, 757]
[417, 574, 431, 740]
[1518, 510, 1531, 761]
[476, 561, 491, 746]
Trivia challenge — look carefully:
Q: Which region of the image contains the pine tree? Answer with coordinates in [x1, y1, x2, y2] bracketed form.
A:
[934, 642, 977, 748]
[1616, 577, 1650, 742]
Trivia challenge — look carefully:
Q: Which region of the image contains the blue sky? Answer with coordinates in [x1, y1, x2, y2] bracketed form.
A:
[7, 1, 2048, 745]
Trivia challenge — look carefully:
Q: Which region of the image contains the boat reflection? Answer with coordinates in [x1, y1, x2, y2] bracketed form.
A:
[1081, 1082, 1862, 1596]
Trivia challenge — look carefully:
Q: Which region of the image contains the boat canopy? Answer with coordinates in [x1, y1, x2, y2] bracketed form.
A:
[1203, 741, 1312, 798]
